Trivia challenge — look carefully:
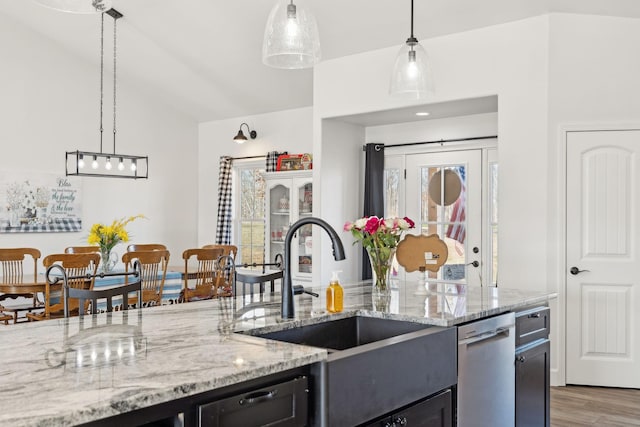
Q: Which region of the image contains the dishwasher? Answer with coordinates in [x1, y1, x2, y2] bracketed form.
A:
[457, 312, 515, 427]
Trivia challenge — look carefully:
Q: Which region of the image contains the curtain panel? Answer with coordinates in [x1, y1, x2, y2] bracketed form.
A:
[362, 143, 385, 280]
[215, 156, 233, 244]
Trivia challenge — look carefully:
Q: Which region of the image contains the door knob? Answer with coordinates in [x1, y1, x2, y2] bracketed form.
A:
[570, 266, 590, 275]
[467, 260, 479, 268]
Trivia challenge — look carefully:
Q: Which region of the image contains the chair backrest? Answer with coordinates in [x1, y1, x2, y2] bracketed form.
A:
[0, 248, 41, 284]
[64, 268, 143, 317]
[122, 250, 170, 306]
[64, 246, 101, 254]
[201, 245, 237, 264]
[215, 254, 236, 297]
[126, 243, 167, 252]
[43, 253, 100, 318]
[181, 247, 225, 302]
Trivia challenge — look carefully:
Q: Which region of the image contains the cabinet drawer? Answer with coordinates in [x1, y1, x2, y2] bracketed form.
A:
[515, 306, 550, 347]
[364, 389, 452, 427]
[198, 376, 308, 427]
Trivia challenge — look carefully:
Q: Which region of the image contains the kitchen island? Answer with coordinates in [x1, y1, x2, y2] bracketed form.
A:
[0, 281, 556, 426]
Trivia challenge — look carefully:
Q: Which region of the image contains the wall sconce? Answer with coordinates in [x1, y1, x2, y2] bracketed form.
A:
[233, 123, 257, 144]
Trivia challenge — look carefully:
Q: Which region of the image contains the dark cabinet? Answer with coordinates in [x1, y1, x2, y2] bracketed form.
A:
[515, 305, 550, 427]
[515, 339, 550, 427]
[198, 376, 308, 427]
[364, 389, 453, 427]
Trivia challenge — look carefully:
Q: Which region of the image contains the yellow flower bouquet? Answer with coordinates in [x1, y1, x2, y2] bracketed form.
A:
[88, 214, 145, 272]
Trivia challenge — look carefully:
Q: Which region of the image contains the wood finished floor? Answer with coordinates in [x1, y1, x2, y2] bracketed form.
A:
[551, 385, 640, 426]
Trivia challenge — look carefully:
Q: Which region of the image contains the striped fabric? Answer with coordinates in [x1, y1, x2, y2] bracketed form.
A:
[446, 166, 466, 243]
[0, 218, 82, 233]
[215, 156, 233, 244]
[266, 151, 287, 172]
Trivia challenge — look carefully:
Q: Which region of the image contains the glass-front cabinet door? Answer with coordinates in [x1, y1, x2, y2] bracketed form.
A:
[293, 177, 313, 278]
[264, 171, 313, 281]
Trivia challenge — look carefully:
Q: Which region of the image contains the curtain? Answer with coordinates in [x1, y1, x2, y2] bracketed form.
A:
[265, 151, 288, 172]
[362, 143, 385, 279]
[215, 156, 233, 244]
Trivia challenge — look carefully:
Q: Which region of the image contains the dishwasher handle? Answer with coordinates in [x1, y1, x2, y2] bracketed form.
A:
[459, 326, 512, 346]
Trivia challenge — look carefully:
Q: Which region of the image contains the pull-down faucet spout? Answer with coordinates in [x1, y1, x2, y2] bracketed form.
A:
[282, 217, 345, 319]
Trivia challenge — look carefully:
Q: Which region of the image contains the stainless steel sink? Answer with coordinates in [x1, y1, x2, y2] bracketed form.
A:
[250, 315, 431, 351]
[241, 315, 457, 426]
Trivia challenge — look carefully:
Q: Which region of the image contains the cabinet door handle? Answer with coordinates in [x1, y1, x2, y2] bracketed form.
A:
[239, 389, 278, 405]
[528, 312, 541, 318]
[517, 355, 526, 363]
[393, 416, 408, 426]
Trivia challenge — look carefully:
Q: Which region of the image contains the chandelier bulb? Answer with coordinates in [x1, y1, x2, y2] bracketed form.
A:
[105, 157, 112, 170]
[130, 160, 137, 172]
[78, 154, 85, 169]
[91, 155, 99, 169]
[118, 158, 125, 171]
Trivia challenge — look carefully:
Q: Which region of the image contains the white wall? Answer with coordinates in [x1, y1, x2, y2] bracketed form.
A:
[0, 12, 198, 268]
[365, 113, 498, 145]
[545, 13, 640, 386]
[197, 107, 313, 245]
[314, 17, 549, 289]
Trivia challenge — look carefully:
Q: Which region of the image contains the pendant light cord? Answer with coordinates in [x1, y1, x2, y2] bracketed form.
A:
[99, 12, 105, 154]
[410, 0, 414, 38]
[112, 14, 117, 155]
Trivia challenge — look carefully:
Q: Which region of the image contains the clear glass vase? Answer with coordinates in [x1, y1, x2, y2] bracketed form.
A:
[367, 246, 395, 312]
[99, 247, 117, 273]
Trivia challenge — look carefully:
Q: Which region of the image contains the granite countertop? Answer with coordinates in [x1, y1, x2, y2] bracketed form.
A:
[0, 281, 556, 426]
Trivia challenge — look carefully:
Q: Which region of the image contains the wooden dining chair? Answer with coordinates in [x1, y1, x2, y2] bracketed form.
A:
[181, 247, 225, 302]
[0, 247, 42, 323]
[202, 244, 237, 263]
[126, 243, 167, 252]
[122, 250, 170, 307]
[64, 246, 101, 254]
[27, 253, 100, 321]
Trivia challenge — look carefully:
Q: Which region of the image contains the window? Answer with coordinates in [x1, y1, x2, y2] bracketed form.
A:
[234, 162, 266, 266]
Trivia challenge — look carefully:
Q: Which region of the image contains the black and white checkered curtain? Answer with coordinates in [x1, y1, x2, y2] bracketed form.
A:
[265, 151, 288, 172]
[215, 156, 233, 244]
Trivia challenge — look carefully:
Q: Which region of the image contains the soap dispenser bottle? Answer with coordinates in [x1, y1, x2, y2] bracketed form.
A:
[326, 271, 344, 313]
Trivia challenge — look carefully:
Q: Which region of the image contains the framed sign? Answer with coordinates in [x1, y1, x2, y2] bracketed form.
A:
[0, 171, 82, 233]
[276, 153, 313, 171]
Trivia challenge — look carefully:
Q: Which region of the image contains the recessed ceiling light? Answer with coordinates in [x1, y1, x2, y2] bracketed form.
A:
[416, 112, 430, 116]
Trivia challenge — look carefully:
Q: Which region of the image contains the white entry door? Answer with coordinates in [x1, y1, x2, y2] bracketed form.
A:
[403, 150, 483, 286]
[566, 129, 640, 387]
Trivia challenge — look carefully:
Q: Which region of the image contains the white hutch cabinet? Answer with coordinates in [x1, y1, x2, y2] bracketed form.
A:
[263, 170, 313, 284]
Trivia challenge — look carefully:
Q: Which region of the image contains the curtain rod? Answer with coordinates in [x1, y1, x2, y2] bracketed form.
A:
[363, 135, 498, 151]
[230, 155, 266, 160]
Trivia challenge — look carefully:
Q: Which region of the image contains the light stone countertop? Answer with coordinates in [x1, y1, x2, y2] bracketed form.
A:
[0, 281, 556, 426]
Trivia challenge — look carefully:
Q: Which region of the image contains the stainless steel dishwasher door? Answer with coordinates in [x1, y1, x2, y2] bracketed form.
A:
[457, 312, 516, 427]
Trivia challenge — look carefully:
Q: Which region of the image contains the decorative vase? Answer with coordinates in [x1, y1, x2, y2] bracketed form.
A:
[99, 247, 117, 273]
[367, 246, 396, 311]
[8, 210, 20, 228]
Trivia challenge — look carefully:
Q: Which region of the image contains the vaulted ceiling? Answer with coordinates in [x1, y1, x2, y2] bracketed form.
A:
[1, 0, 639, 122]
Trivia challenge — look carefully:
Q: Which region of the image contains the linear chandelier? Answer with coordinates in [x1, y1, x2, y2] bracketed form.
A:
[33, 0, 112, 14]
[65, 9, 148, 179]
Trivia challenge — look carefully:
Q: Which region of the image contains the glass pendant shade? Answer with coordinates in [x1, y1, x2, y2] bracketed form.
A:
[262, 0, 321, 69]
[389, 39, 431, 98]
[33, 0, 112, 13]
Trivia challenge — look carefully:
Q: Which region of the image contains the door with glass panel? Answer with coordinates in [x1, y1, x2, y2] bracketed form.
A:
[403, 150, 483, 286]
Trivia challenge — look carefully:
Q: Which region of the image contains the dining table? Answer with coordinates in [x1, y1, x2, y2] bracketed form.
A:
[0, 275, 60, 323]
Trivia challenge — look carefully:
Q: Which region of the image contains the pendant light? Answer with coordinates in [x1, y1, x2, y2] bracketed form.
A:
[389, 0, 430, 97]
[262, 0, 321, 69]
[33, 0, 112, 14]
[65, 9, 148, 179]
